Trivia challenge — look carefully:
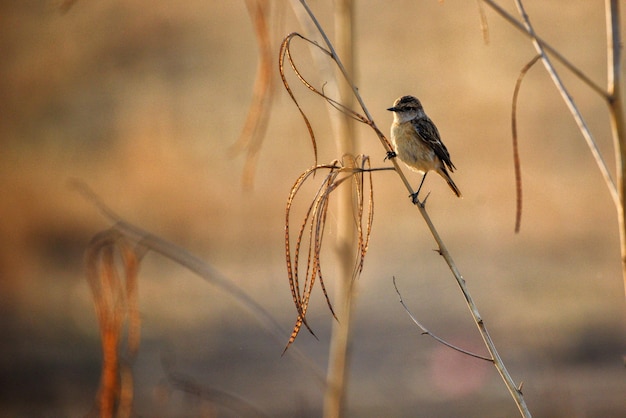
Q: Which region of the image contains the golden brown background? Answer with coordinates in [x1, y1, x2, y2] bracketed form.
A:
[1, 1, 625, 416]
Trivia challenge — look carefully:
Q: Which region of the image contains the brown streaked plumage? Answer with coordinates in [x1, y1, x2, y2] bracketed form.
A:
[387, 95, 461, 200]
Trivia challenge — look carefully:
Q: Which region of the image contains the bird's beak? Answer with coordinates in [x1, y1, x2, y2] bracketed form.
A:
[387, 107, 398, 112]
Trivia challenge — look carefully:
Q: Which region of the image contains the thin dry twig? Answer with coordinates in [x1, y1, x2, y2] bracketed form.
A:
[511, 54, 541, 233]
[476, 0, 490, 44]
[166, 372, 271, 418]
[414, 191, 531, 417]
[475, 1, 626, 410]
[291, 1, 414, 196]
[392, 277, 492, 362]
[483, 0, 618, 208]
[73, 180, 326, 386]
[279, 32, 375, 167]
[159, 349, 271, 418]
[282, 2, 531, 416]
[230, 0, 274, 189]
[481, 0, 608, 98]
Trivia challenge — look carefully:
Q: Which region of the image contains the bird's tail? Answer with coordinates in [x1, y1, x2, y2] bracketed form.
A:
[439, 168, 462, 198]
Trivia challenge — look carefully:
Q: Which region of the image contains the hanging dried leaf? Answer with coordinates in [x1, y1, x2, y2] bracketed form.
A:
[85, 228, 143, 417]
[283, 154, 374, 352]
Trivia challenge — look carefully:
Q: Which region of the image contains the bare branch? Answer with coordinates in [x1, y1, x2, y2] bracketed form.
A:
[392, 277, 492, 362]
[476, 0, 490, 44]
[283, 3, 531, 415]
[511, 54, 541, 233]
[481, 0, 608, 98]
[510, 0, 619, 208]
[156, 348, 273, 416]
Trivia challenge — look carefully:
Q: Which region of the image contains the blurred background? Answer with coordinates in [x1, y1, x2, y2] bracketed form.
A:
[1, 1, 625, 416]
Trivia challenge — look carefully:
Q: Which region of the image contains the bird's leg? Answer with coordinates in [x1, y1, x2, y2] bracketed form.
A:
[410, 173, 428, 204]
[385, 150, 397, 161]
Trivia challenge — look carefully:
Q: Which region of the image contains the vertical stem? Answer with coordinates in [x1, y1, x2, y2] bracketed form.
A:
[605, 0, 626, 298]
[323, 1, 355, 417]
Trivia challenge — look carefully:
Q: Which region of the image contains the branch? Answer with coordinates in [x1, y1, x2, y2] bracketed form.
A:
[393, 277, 492, 362]
[481, 0, 608, 98]
[511, 55, 542, 233]
[284, 2, 532, 416]
[509, 0, 619, 208]
[605, 0, 626, 299]
[416, 197, 531, 417]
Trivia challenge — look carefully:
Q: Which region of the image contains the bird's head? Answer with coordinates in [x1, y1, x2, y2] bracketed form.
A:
[387, 95, 425, 122]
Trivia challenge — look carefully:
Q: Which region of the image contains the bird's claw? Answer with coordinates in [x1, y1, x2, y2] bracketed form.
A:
[410, 191, 431, 207]
[385, 150, 397, 161]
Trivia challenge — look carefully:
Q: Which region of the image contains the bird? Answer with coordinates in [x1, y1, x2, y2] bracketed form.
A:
[387, 95, 461, 202]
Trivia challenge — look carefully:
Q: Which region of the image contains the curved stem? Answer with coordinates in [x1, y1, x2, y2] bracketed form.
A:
[510, 0, 619, 207]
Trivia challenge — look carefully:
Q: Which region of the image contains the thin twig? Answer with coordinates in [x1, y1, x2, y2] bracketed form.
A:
[486, 0, 618, 208]
[229, 0, 274, 189]
[294, 0, 415, 207]
[416, 197, 531, 417]
[166, 371, 271, 418]
[481, 0, 608, 98]
[287, 2, 531, 416]
[392, 277, 492, 362]
[511, 54, 541, 233]
[476, 0, 490, 44]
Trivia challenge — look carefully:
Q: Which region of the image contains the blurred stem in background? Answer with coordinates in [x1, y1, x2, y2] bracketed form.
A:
[323, 1, 356, 417]
[604, 0, 626, 301]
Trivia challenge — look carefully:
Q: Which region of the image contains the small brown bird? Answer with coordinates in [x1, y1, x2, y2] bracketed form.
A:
[387, 95, 461, 202]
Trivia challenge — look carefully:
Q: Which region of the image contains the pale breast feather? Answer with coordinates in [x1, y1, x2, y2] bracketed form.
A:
[391, 121, 437, 173]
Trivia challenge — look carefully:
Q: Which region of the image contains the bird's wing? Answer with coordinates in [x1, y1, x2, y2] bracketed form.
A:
[412, 117, 456, 171]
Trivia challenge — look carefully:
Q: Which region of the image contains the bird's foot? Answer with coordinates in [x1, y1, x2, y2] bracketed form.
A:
[385, 150, 397, 161]
[410, 191, 431, 208]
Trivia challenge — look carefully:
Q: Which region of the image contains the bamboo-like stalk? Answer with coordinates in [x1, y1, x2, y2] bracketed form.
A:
[605, 0, 626, 299]
[480, 0, 607, 98]
[323, 1, 356, 417]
